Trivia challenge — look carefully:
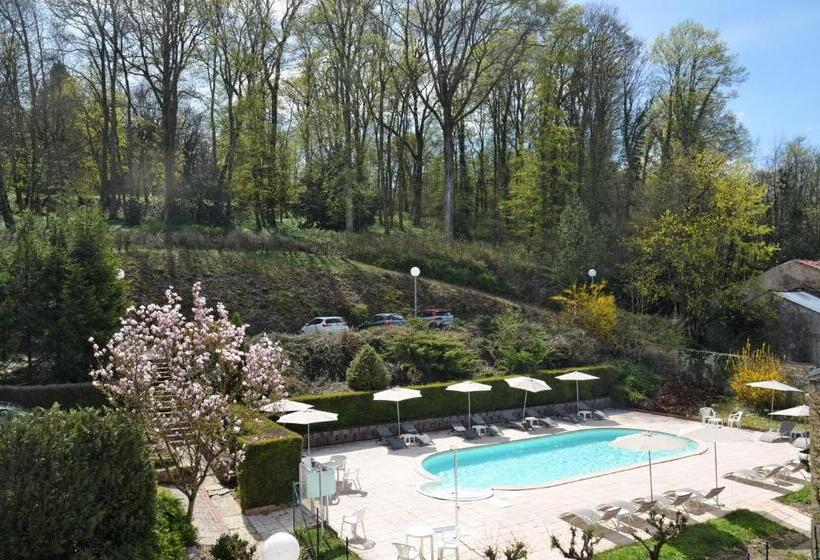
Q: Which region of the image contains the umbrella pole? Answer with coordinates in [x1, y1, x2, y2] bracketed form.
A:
[397, 402, 401, 436]
[468, 393, 472, 429]
[454, 447, 459, 529]
[648, 450, 654, 501]
[576, 380, 580, 414]
[714, 442, 719, 494]
[307, 424, 311, 457]
[770, 390, 775, 430]
[522, 392, 528, 421]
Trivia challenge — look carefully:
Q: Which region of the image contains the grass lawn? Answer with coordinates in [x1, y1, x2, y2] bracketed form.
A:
[596, 510, 800, 559]
[295, 526, 362, 560]
[780, 485, 812, 507]
[711, 398, 807, 433]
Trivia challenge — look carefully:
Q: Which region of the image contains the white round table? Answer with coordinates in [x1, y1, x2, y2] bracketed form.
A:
[405, 523, 434, 559]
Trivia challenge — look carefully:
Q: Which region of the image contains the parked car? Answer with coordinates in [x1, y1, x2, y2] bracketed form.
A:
[418, 309, 454, 328]
[300, 316, 350, 334]
[356, 313, 408, 330]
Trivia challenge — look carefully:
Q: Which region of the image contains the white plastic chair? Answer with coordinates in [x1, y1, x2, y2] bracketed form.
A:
[393, 542, 421, 560]
[727, 410, 743, 428]
[699, 407, 715, 424]
[343, 467, 361, 491]
[436, 526, 460, 559]
[341, 508, 366, 540]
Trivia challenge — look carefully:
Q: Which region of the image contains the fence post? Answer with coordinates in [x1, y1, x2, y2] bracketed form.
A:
[346, 536, 349, 559]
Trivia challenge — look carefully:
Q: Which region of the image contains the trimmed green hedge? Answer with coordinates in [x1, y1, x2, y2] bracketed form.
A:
[294, 364, 621, 431]
[0, 406, 156, 560]
[0, 382, 106, 408]
[233, 404, 303, 511]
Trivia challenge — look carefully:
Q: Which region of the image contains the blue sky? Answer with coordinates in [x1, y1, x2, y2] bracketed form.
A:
[597, 0, 820, 160]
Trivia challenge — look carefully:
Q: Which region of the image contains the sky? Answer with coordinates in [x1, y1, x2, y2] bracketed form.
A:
[595, 0, 820, 161]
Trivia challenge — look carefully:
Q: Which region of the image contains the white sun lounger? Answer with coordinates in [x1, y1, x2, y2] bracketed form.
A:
[559, 506, 619, 528]
[726, 464, 786, 486]
[598, 498, 656, 529]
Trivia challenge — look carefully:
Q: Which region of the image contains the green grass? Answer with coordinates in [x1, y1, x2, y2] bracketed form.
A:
[295, 526, 362, 560]
[596, 510, 797, 559]
[711, 398, 807, 433]
[780, 485, 812, 507]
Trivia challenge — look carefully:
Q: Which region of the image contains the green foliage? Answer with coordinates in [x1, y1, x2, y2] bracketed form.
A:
[552, 282, 618, 346]
[211, 534, 256, 560]
[609, 360, 664, 407]
[729, 341, 784, 410]
[295, 526, 363, 560]
[596, 509, 795, 559]
[0, 209, 127, 383]
[779, 485, 811, 507]
[0, 406, 156, 560]
[233, 404, 303, 510]
[0, 382, 106, 407]
[383, 326, 480, 383]
[626, 151, 776, 336]
[296, 364, 621, 431]
[278, 332, 364, 382]
[346, 344, 389, 390]
[155, 490, 198, 560]
[492, 309, 558, 373]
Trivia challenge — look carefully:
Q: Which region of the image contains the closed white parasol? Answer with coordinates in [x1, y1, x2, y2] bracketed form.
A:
[611, 431, 688, 500]
[505, 376, 551, 420]
[373, 387, 422, 436]
[277, 408, 338, 457]
[555, 371, 600, 413]
[446, 381, 492, 428]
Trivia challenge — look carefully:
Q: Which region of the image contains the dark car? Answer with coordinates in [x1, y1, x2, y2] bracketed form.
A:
[357, 313, 408, 330]
[418, 309, 454, 328]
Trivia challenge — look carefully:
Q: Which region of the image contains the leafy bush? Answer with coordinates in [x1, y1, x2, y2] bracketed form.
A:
[233, 405, 303, 510]
[383, 326, 480, 383]
[0, 382, 106, 407]
[278, 332, 364, 381]
[609, 360, 664, 407]
[123, 198, 144, 227]
[492, 310, 558, 373]
[0, 406, 156, 560]
[211, 534, 256, 560]
[729, 341, 784, 409]
[552, 282, 617, 346]
[346, 344, 390, 390]
[155, 490, 198, 560]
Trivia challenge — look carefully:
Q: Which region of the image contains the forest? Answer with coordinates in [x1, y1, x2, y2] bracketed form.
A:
[0, 0, 819, 338]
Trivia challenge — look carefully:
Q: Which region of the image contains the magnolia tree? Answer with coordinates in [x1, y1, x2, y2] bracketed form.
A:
[91, 283, 288, 520]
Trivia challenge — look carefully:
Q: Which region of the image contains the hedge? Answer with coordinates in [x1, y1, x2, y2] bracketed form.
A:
[0, 406, 156, 560]
[233, 404, 303, 511]
[293, 364, 624, 431]
[0, 382, 106, 408]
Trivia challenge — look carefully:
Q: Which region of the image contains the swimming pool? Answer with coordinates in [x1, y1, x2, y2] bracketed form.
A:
[420, 428, 698, 492]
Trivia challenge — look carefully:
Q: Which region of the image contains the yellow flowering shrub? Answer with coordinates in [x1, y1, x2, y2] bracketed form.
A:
[729, 341, 784, 409]
[552, 282, 617, 345]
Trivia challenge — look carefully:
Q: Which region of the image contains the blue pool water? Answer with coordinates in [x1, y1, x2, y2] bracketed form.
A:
[421, 428, 698, 490]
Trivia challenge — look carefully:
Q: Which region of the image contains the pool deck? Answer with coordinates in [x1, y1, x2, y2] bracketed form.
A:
[308, 409, 809, 560]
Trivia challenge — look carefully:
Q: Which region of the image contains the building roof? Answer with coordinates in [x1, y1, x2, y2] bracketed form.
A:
[776, 291, 820, 314]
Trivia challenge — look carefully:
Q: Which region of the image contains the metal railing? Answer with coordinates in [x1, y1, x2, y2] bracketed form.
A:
[293, 481, 351, 560]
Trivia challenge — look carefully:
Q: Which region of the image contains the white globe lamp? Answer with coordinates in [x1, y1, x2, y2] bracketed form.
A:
[262, 532, 300, 560]
[410, 267, 421, 317]
[410, 266, 420, 278]
[587, 268, 597, 284]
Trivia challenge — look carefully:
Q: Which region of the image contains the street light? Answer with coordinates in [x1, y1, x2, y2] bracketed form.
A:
[588, 268, 597, 285]
[262, 532, 300, 560]
[410, 266, 421, 317]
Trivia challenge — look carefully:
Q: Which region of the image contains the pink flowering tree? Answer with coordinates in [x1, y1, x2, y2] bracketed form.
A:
[90, 283, 288, 520]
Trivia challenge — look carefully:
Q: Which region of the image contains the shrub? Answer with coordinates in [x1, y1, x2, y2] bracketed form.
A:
[0, 406, 156, 560]
[552, 282, 617, 346]
[492, 310, 558, 373]
[383, 327, 479, 383]
[211, 534, 256, 560]
[609, 360, 664, 407]
[155, 490, 198, 560]
[233, 405, 303, 510]
[123, 198, 144, 226]
[730, 341, 784, 410]
[346, 344, 390, 390]
[0, 382, 106, 408]
[278, 331, 364, 381]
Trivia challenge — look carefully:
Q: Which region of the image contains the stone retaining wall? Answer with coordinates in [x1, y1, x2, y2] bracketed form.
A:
[306, 397, 612, 448]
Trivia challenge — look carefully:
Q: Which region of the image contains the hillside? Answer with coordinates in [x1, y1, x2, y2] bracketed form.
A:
[123, 248, 548, 336]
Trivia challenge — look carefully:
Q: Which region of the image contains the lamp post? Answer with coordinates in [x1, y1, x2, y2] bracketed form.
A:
[262, 532, 300, 560]
[587, 268, 597, 285]
[410, 266, 421, 317]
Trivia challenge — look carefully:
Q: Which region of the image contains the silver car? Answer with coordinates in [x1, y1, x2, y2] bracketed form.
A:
[300, 316, 349, 334]
[418, 309, 454, 328]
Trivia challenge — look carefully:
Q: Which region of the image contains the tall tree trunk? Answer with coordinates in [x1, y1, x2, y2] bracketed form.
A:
[0, 168, 14, 229]
[442, 116, 455, 239]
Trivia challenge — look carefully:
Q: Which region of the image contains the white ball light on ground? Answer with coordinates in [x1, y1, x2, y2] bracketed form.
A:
[262, 532, 300, 560]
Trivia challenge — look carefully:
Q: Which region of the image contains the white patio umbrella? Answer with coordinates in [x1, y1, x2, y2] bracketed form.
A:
[611, 431, 688, 500]
[505, 376, 551, 420]
[746, 380, 803, 429]
[446, 381, 492, 428]
[555, 371, 600, 413]
[259, 398, 314, 414]
[770, 404, 810, 417]
[277, 408, 338, 457]
[683, 426, 751, 500]
[373, 387, 422, 435]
